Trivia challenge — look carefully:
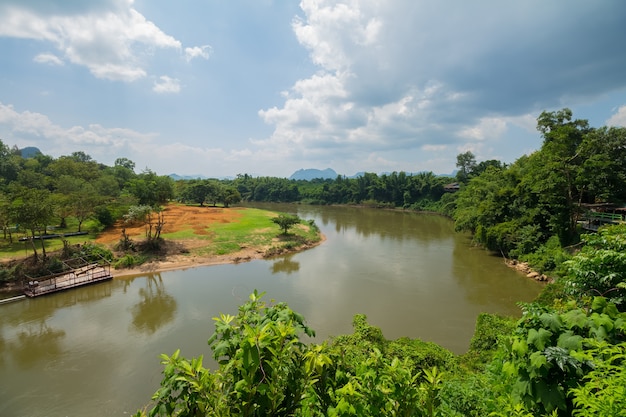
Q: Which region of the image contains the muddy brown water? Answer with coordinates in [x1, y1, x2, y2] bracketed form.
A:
[0, 204, 541, 417]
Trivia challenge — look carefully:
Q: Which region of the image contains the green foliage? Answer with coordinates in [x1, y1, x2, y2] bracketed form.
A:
[142, 293, 463, 417]
[569, 341, 626, 416]
[501, 298, 626, 415]
[564, 224, 626, 309]
[78, 242, 114, 263]
[114, 254, 146, 269]
[271, 214, 301, 235]
[94, 205, 114, 228]
[519, 235, 571, 274]
[467, 313, 516, 365]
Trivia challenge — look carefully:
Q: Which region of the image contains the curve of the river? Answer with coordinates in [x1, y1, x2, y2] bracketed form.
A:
[0, 204, 542, 417]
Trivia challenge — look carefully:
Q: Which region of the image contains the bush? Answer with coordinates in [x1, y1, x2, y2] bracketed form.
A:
[113, 254, 145, 269]
[519, 235, 570, 274]
[469, 313, 516, 353]
[79, 243, 114, 262]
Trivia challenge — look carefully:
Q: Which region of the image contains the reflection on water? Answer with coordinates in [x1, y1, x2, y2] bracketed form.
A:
[5, 321, 65, 370]
[0, 204, 542, 417]
[270, 254, 300, 274]
[130, 273, 177, 334]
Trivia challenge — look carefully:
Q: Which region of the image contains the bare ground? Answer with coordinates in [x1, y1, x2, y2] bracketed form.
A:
[96, 204, 322, 278]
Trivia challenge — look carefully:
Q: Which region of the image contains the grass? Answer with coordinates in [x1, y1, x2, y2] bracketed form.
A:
[1, 206, 321, 261]
[186, 208, 319, 257]
[0, 218, 100, 261]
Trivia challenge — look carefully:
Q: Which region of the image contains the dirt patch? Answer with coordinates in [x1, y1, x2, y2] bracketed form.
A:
[96, 204, 323, 278]
[95, 205, 243, 244]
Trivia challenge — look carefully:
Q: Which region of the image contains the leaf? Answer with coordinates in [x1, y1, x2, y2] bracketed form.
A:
[529, 351, 547, 371]
[512, 337, 528, 357]
[592, 296, 608, 313]
[556, 331, 583, 352]
[562, 309, 589, 330]
[539, 312, 563, 333]
[527, 328, 553, 351]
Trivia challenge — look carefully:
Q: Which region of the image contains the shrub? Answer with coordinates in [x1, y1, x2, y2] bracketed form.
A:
[113, 254, 145, 269]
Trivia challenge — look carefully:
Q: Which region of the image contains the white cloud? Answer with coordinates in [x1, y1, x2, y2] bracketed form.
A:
[0, 102, 154, 156]
[153, 76, 181, 94]
[607, 105, 626, 127]
[184, 45, 212, 62]
[457, 117, 508, 141]
[257, 0, 626, 173]
[0, 1, 183, 82]
[33, 53, 64, 66]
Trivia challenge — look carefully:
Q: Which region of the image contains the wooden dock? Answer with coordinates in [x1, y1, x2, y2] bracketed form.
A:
[24, 263, 112, 298]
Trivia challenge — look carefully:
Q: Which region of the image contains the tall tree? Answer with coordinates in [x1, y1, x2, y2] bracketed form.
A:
[11, 188, 55, 260]
[532, 108, 591, 244]
[455, 151, 477, 183]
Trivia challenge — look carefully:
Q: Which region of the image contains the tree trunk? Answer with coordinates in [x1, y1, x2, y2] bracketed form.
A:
[28, 231, 39, 261]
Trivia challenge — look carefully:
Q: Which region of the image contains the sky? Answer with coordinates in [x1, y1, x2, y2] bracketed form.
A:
[1, 0, 626, 179]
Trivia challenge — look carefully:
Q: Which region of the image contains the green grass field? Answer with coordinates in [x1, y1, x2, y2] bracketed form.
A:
[0, 207, 321, 261]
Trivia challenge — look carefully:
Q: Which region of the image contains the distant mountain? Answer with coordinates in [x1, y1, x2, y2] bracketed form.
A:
[168, 173, 234, 181]
[20, 147, 42, 158]
[168, 173, 209, 181]
[289, 168, 338, 180]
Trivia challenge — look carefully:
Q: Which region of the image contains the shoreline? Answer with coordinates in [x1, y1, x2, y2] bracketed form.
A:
[0, 234, 325, 297]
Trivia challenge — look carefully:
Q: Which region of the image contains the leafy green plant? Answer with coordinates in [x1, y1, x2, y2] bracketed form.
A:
[271, 214, 301, 235]
[569, 341, 626, 416]
[114, 254, 145, 269]
[564, 224, 626, 309]
[501, 297, 626, 415]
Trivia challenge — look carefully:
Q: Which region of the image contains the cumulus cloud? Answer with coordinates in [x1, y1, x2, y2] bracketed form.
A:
[184, 45, 212, 62]
[0, 0, 193, 82]
[33, 53, 64, 66]
[153, 76, 181, 94]
[258, 0, 626, 170]
[607, 106, 626, 127]
[0, 102, 154, 156]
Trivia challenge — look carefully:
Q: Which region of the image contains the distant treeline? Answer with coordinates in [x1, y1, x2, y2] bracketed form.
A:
[2, 108, 626, 269]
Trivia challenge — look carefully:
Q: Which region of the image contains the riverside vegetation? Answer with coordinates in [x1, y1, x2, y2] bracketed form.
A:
[2, 108, 626, 415]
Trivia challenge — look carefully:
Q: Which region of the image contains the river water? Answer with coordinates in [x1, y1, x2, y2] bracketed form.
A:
[0, 204, 541, 416]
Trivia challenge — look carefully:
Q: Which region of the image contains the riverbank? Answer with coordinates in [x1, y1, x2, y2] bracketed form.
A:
[109, 235, 325, 278]
[505, 259, 552, 283]
[0, 204, 324, 296]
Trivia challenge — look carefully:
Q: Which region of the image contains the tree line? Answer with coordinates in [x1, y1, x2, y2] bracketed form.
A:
[2, 108, 625, 272]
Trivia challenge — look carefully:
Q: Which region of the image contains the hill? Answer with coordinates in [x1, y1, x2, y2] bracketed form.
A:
[289, 168, 338, 180]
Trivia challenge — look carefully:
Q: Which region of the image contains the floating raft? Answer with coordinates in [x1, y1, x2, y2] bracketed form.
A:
[24, 263, 112, 298]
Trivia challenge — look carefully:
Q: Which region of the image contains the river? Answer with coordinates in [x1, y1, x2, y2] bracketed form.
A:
[0, 204, 541, 416]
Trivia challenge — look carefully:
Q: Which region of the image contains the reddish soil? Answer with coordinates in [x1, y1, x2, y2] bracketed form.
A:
[95, 204, 243, 244]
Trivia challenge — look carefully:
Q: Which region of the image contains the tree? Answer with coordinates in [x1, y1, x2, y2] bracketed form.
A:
[455, 151, 477, 183]
[11, 187, 55, 260]
[271, 214, 301, 235]
[124, 205, 166, 248]
[532, 108, 591, 245]
[0, 193, 14, 242]
[180, 180, 218, 206]
[72, 183, 101, 232]
[220, 186, 241, 208]
[564, 224, 626, 310]
[0, 138, 21, 185]
[114, 157, 136, 171]
[126, 170, 174, 207]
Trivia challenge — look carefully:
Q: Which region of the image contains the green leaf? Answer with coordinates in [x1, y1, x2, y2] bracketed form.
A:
[592, 296, 608, 313]
[562, 309, 589, 330]
[527, 328, 553, 351]
[539, 312, 563, 333]
[529, 351, 547, 370]
[512, 337, 528, 356]
[556, 332, 583, 352]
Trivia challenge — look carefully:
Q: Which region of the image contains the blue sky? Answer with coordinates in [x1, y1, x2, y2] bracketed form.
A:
[1, 0, 626, 178]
